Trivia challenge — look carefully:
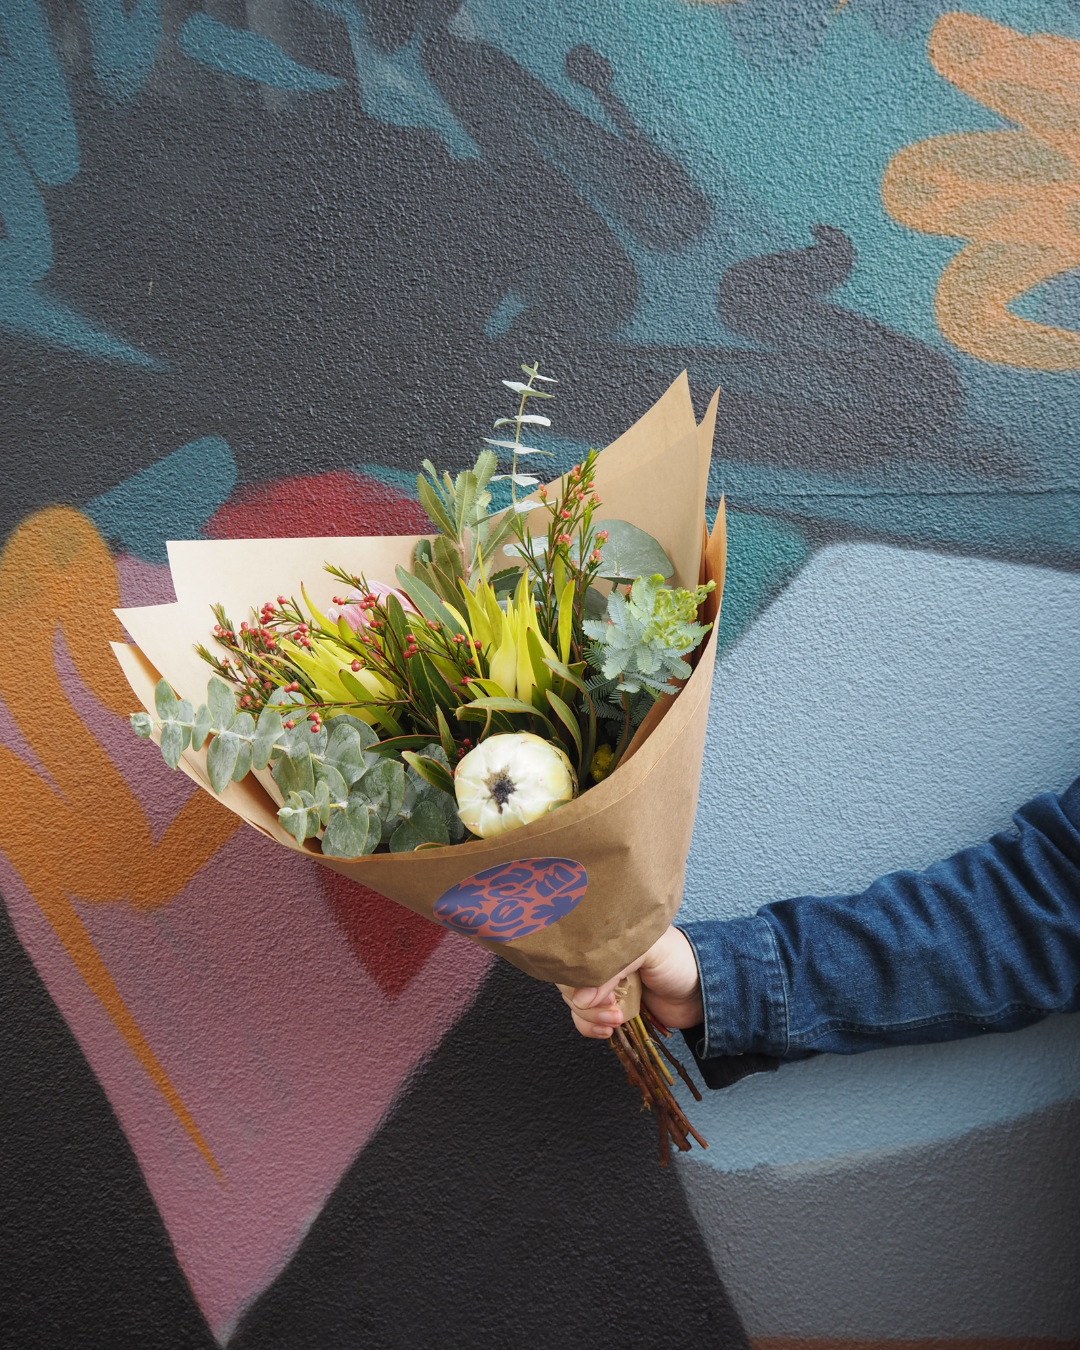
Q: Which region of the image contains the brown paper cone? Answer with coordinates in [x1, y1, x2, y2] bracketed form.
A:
[113, 374, 725, 988]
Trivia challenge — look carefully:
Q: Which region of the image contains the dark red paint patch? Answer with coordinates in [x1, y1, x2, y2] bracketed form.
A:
[433, 858, 588, 941]
[205, 470, 430, 539]
[319, 870, 445, 999]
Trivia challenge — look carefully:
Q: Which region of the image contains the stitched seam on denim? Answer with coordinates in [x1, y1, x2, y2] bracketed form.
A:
[676, 924, 723, 1059]
[754, 915, 790, 1057]
[788, 1000, 1073, 1048]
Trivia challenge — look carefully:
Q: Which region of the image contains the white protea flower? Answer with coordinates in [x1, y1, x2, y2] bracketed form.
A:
[454, 732, 576, 838]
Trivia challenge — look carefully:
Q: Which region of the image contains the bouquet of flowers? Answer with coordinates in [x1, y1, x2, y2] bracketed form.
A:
[117, 369, 725, 1165]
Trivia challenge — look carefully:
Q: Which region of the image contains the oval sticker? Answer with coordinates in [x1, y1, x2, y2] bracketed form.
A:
[432, 857, 588, 942]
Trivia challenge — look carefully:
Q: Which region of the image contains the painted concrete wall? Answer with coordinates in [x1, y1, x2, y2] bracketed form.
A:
[1, 1, 1078, 1346]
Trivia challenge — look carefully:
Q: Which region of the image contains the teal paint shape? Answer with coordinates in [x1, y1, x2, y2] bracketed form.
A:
[484, 290, 528, 339]
[179, 13, 343, 92]
[308, 0, 479, 158]
[80, 0, 162, 103]
[714, 509, 809, 654]
[85, 437, 236, 564]
[0, 0, 78, 185]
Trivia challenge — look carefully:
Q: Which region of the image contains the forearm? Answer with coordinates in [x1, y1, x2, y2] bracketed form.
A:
[680, 776, 1080, 1065]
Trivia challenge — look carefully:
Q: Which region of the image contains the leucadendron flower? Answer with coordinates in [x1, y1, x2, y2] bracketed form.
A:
[455, 732, 576, 838]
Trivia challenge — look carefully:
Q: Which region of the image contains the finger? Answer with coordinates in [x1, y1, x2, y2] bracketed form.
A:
[570, 1009, 616, 1039]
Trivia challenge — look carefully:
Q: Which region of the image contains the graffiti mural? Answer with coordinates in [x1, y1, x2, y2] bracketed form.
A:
[2, 0, 1079, 1345]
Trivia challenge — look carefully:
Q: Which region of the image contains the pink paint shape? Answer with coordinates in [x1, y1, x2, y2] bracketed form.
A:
[0, 554, 494, 1339]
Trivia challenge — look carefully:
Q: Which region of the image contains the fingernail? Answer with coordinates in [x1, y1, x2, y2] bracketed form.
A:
[599, 1009, 622, 1026]
[592, 1023, 612, 1038]
[572, 988, 597, 1009]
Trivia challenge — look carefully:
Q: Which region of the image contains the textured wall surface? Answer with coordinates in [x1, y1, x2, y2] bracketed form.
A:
[1, 1, 1079, 1347]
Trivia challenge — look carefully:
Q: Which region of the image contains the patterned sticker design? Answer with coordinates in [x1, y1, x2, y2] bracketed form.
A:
[432, 858, 588, 941]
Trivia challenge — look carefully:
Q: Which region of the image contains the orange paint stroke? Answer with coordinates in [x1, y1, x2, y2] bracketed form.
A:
[882, 13, 1080, 370]
[0, 508, 241, 1174]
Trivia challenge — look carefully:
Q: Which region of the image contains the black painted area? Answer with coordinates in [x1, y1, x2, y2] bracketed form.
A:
[230, 960, 749, 1350]
[0, 895, 216, 1350]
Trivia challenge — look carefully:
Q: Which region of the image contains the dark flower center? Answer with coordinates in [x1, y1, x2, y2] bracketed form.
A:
[485, 770, 517, 812]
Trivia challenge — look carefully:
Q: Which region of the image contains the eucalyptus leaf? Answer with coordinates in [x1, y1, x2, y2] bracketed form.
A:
[314, 760, 349, 804]
[191, 703, 213, 752]
[595, 519, 673, 583]
[159, 720, 185, 770]
[389, 820, 423, 853]
[321, 799, 378, 858]
[154, 680, 180, 721]
[278, 790, 321, 845]
[314, 777, 332, 827]
[207, 729, 240, 793]
[352, 758, 405, 822]
[252, 706, 283, 769]
[407, 799, 450, 846]
[130, 711, 153, 738]
[207, 677, 237, 730]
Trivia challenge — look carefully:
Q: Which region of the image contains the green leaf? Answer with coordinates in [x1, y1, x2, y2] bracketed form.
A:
[273, 744, 315, 798]
[207, 730, 240, 793]
[394, 566, 466, 637]
[364, 734, 442, 758]
[130, 711, 154, 738]
[278, 791, 320, 845]
[323, 722, 366, 786]
[321, 799, 378, 858]
[229, 712, 255, 782]
[314, 777, 332, 827]
[154, 680, 180, 721]
[407, 799, 450, 846]
[411, 652, 457, 717]
[545, 690, 582, 761]
[402, 751, 456, 798]
[252, 706, 283, 769]
[352, 759, 405, 822]
[159, 720, 185, 770]
[191, 703, 213, 753]
[389, 820, 423, 853]
[435, 706, 457, 763]
[314, 760, 349, 804]
[417, 473, 457, 539]
[207, 677, 237, 730]
[456, 696, 556, 738]
[594, 519, 673, 583]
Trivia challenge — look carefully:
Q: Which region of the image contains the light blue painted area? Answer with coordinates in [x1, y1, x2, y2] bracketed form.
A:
[484, 290, 529, 340]
[711, 459, 1080, 567]
[80, 0, 161, 102]
[681, 543, 1080, 1169]
[179, 13, 343, 92]
[307, 0, 479, 158]
[0, 0, 79, 185]
[85, 438, 237, 563]
[716, 510, 809, 653]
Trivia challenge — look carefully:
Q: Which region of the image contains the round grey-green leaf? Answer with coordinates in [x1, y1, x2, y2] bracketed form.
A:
[207, 729, 241, 793]
[321, 799, 377, 859]
[155, 680, 180, 721]
[159, 719, 185, 770]
[594, 519, 673, 583]
[207, 676, 238, 731]
[130, 711, 154, 738]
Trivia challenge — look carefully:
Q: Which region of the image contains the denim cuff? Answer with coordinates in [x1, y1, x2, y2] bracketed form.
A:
[677, 915, 790, 1058]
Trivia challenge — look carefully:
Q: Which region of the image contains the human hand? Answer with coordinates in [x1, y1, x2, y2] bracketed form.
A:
[557, 925, 703, 1039]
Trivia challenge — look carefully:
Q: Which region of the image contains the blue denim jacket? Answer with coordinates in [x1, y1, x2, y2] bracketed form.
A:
[678, 775, 1080, 1088]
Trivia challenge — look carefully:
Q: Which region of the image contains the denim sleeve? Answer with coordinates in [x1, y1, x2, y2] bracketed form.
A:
[678, 775, 1080, 1068]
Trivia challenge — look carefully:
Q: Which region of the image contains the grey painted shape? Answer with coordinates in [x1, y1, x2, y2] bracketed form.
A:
[678, 1097, 1080, 1341]
[678, 544, 1080, 1166]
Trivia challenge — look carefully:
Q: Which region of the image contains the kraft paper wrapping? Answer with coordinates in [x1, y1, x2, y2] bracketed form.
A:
[113, 374, 725, 988]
